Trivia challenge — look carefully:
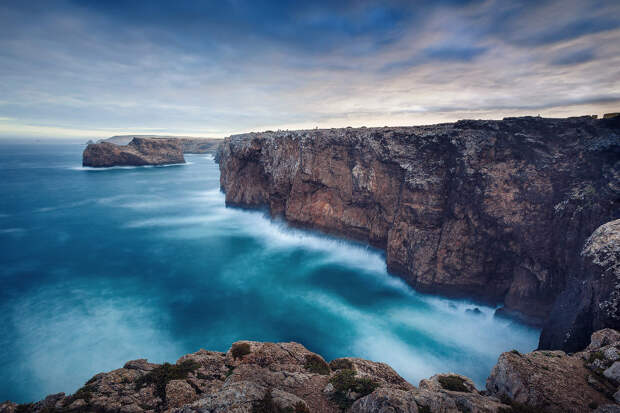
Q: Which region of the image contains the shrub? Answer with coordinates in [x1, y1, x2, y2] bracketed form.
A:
[328, 369, 379, 409]
[588, 351, 605, 363]
[135, 359, 200, 401]
[510, 349, 521, 356]
[437, 375, 470, 392]
[329, 358, 353, 371]
[416, 403, 432, 413]
[231, 342, 251, 360]
[304, 354, 330, 375]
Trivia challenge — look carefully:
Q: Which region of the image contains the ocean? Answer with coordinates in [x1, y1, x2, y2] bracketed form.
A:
[0, 141, 539, 403]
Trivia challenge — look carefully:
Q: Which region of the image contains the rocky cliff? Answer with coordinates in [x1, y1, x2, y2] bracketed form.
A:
[83, 138, 185, 167]
[218, 116, 620, 348]
[3, 330, 620, 413]
[98, 136, 222, 154]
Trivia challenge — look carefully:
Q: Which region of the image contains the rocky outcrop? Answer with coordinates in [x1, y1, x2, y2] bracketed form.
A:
[4, 331, 620, 413]
[487, 328, 620, 412]
[98, 136, 222, 154]
[218, 116, 620, 342]
[540, 219, 620, 351]
[83, 138, 185, 167]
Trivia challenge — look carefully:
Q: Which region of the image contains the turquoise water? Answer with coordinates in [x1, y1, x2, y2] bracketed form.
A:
[0, 142, 539, 403]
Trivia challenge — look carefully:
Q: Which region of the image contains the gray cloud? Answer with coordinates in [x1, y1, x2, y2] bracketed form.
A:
[0, 0, 618, 138]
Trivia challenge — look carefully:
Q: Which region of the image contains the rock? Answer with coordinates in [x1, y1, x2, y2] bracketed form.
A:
[605, 362, 620, 383]
[351, 388, 419, 413]
[67, 399, 86, 410]
[165, 380, 196, 408]
[589, 329, 620, 351]
[6, 332, 620, 413]
[486, 337, 616, 413]
[218, 116, 620, 347]
[82, 137, 185, 167]
[540, 219, 620, 352]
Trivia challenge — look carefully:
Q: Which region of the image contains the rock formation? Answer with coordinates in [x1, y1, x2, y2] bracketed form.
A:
[97, 135, 222, 154]
[82, 138, 185, 167]
[218, 116, 620, 348]
[3, 330, 619, 413]
[540, 219, 620, 351]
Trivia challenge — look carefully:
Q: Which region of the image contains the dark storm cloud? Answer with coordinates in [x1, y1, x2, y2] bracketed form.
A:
[0, 0, 618, 138]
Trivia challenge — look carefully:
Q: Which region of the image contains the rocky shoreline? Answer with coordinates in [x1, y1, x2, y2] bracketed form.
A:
[217, 116, 620, 350]
[2, 329, 620, 413]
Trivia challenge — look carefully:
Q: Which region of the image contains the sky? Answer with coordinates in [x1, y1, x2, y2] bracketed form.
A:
[0, 0, 619, 139]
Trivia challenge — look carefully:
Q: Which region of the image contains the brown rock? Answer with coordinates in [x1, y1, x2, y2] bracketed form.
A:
[486, 347, 613, 412]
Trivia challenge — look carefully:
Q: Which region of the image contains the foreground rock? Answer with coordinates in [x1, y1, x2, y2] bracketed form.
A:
[3, 330, 620, 413]
[218, 116, 620, 349]
[98, 135, 222, 154]
[83, 138, 185, 167]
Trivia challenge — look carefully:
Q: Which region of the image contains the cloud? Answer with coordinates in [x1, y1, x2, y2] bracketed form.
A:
[0, 0, 618, 138]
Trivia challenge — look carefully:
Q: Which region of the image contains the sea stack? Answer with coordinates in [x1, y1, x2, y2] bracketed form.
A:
[82, 137, 185, 167]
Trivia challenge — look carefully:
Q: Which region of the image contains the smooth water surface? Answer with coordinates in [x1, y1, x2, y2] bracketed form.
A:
[0, 142, 540, 403]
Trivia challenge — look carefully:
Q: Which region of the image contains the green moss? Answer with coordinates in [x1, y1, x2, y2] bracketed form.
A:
[328, 369, 379, 409]
[231, 342, 251, 360]
[225, 366, 235, 378]
[329, 358, 353, 371]
[437, 375, 470, 392]
[304, 354, 330, 375]
[135, 359, 200, 401]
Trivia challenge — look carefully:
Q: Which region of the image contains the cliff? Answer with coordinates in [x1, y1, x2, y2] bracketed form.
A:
[83, 138, 185, 167]
[98, 136, 222, 154]
[218, 116, 620, 348]
[2, 329, 619, 413]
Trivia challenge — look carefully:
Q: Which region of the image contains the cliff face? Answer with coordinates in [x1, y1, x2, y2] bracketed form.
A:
[83, 138, 185, 167]
[540, 219, 620, 351]
[3, 330, 619, 413]
[218, 116, 620, 333]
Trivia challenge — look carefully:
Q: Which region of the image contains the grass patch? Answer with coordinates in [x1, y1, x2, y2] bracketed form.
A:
[135, 359, 200, 401]
[437, 375, 470, 392]
[329, 358, 353, 371]
[304, 354, 330, 375]
[328, 369, 379, 409]
[231, 343, 251, 360]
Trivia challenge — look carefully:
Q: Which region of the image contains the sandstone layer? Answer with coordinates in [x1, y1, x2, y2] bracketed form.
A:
[83, 138, 185, 167]
[3, 330, 620, 413]
[217, 116, 620, 349]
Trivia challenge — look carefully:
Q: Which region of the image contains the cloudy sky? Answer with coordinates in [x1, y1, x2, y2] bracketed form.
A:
[1, 0, 619, 139]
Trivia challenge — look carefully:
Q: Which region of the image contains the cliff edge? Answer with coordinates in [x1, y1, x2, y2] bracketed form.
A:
[83, 138, 185, 167]
[2, 329, 619, 413]
[218, 116, 620, 349]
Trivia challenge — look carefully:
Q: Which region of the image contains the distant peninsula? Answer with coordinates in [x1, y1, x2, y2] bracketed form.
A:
[82, 135, 223, 167]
